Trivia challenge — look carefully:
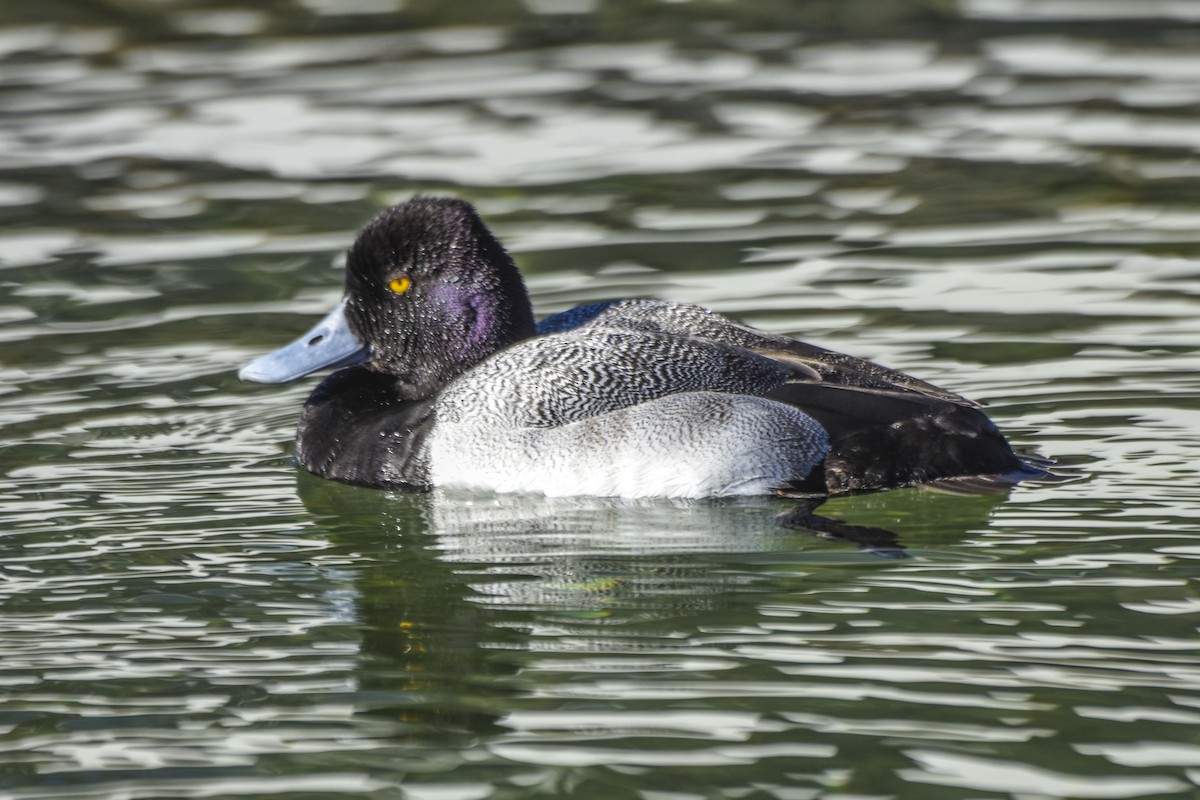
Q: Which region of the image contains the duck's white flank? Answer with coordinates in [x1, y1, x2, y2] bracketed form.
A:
[430, 390, 827, 498]
[426, 327, 830, 498]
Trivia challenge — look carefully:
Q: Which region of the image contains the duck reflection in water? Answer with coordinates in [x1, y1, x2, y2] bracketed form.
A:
[241, 196, 1046, 549]
[293, 472, 1009, 753]
[297, 473, 1009, 626]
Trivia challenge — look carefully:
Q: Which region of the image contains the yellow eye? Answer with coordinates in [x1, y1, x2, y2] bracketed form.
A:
[388, 276, 412, 295]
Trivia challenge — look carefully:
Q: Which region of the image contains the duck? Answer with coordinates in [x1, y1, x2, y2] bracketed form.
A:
[239, 196, 1042, 499]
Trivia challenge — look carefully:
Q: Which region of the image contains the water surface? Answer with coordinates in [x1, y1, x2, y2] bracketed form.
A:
[3, 2, 1200, 798]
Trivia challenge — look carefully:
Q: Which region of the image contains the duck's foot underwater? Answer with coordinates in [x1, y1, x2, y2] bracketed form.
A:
[772, 500, 907, 559]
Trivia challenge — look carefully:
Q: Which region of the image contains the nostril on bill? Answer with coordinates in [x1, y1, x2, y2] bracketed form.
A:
[307, 334, 325, 346]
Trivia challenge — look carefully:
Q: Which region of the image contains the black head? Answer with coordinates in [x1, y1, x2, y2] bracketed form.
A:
[343, 197, 537, 398]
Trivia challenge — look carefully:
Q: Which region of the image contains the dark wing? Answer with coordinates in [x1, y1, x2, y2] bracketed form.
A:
[751, 340, 975, 407]
[544, 299, 1044, 496]
[731, 315, 1043, 493]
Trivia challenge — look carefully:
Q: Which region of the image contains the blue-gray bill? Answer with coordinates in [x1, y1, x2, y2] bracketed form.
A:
[238, 300, 368, 384]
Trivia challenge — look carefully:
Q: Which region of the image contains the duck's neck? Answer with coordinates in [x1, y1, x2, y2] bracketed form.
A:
[374, 278, 536, 400]
[433, 224, 538, 377]
[435, 272, 536, 367]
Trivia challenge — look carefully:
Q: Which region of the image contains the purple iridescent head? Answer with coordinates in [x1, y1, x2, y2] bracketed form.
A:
[339, 197, 537, 398]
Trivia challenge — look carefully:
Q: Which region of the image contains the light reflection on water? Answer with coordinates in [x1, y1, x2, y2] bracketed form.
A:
[2, 1, 1200, 798]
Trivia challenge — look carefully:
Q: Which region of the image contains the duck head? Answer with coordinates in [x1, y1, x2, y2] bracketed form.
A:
[239, 197, 537, 398]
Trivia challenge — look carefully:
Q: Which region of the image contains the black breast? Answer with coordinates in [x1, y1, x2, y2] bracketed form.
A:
[295, 367, 435, 491]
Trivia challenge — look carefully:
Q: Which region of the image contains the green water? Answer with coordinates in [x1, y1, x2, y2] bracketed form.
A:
[3, 1, 1200, 798]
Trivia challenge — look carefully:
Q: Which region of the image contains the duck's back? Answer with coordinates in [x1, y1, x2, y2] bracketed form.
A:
[477, 302, 1041, 496]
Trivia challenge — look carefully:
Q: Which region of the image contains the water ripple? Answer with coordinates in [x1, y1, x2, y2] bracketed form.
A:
[3, 3, 1200, 799]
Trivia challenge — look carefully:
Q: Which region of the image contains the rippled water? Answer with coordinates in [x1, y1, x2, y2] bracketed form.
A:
[3, 2, 1200, 798]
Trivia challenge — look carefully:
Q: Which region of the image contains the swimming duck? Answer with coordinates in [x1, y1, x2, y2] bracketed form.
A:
[240, 196, 1039, 498]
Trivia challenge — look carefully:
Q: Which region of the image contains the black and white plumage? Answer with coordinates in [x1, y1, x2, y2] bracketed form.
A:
[239, 197, 1042, 498]
[430, 324, 828, 497]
